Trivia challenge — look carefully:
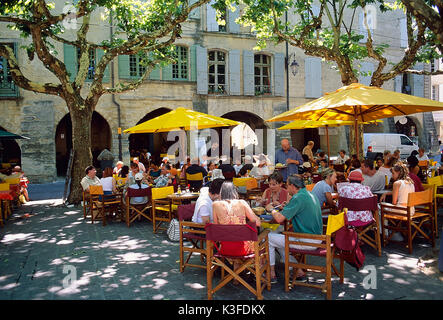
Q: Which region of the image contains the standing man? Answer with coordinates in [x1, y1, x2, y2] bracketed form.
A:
[302, 141, 315, 163]
[275, 139, 304, 182]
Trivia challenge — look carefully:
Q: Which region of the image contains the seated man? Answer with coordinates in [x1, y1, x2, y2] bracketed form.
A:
[337, 170, 374, 223]
[192, 178, 224, 224]
[185, 158, 208, 191]
[361, 159, 386, 193]
[128, 172, 150, 205]
[80, 166, 101, 192]
[218, 156, 236, 180]
[153, 164, 172, 188]
[268, 175, 323, 282]
[334, 150, 350, 165]
[250, 154, 270, 179]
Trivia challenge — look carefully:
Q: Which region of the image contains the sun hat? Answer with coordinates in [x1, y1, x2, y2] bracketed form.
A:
[348, 170, 364, 182]
[135, 172, 144, 181]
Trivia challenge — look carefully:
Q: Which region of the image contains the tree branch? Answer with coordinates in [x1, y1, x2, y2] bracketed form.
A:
[0, 44, 62, 96]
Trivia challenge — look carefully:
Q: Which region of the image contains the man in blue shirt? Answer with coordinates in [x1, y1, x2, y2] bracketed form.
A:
[275, 138, 304, 182]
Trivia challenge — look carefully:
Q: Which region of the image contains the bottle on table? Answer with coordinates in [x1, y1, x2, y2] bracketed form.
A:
[186, 184, 190, 193]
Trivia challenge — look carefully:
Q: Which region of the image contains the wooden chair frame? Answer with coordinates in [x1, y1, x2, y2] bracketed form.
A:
[205, 225, 271, 300]
[283, 232, 344, 300]
[380, 188, 435, 254]
[186, 172, 204, 192]
[125, 187, 152, 227]
[88, 185, 123, 226]
[152, 186, 177, 233]
[423, 175, 443, 237]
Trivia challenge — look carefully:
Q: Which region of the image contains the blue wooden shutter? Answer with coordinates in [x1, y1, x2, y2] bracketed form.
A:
[118, 54, 131, 79]
[206, 0, 218, 31]
[274, 53, 285, 96]
[243, 50, 254, 96]
[190, 45, 197, 81]
[228, 4, 240, 33]
[64, 43, 78, 82]
[196, 45, 208, 94]
[358, 62, 374, 86]
[189, 0, 200, 19]
[412, 64, 424, 97]
[399, 17, 408, 48]
[304, 57, 322, 98]
[96, 49, 110, 83]
[228, 49, 240, 95]
[394, 75, 402, 92]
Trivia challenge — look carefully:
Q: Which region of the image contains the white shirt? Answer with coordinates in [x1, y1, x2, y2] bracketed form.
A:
[335, 154, 349, 165]
[416, 154, 429, 161]
[100, 177, 114, 192]
[250, 165, 269, 178]
[192, 187, 213, 224]
[377, 166, 392, 182]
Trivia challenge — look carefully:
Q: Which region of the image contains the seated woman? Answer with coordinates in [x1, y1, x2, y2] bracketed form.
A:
[128, 172, 149, 205]
[311, 168, 337, 209]
[380, 162, 416, 241]
[346, 159, 362, 176]
[375, 157, 384, 171]
[407, 156, 424, 192]
[212, 181, 261, 257]
[337, 170, 374, 223]
[256, 172, 289, 212]
[100, 167, 117, 195]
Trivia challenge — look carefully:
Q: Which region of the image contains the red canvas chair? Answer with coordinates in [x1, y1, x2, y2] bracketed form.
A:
[205, 222, 271, 300]
[338, 196, 381, 256]
[125, 186, 152, 227]
[178, 203, 207, 272]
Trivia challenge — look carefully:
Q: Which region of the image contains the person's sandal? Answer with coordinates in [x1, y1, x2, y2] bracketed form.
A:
[270, 276, 278, 284]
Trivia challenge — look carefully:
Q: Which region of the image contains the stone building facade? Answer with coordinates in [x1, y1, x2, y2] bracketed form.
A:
[0, 1, 435, 183]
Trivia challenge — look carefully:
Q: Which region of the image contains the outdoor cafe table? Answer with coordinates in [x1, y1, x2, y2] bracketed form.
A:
[167, 192, 199, 205]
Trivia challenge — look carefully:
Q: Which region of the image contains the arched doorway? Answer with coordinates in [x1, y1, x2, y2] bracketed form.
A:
[128, 107, 172, 164]
[0, 126, 21, 166]
[395, 116, 419, 145]
[220, 111, 269, 161]
[290, 128, 320, 154]
[55, 112, 112, 176]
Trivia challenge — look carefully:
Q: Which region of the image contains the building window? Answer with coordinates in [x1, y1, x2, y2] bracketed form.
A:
[208, 50, 226, 94]
[77, 47, 96, 80]
[254, 54, 271, 95]
[172, 46, 188, 80]
[432, 85, 437, 101]
[129, 54, 146, 78]
[0, 43, 19, 97]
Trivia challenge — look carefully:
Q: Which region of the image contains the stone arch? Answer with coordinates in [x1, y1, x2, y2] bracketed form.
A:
[55, 111, 112, 176]
[219, 111, 269, 161]
[0, 125, 21, 166]
[128, 107, 172, 165]
[395, 116, 421, 146]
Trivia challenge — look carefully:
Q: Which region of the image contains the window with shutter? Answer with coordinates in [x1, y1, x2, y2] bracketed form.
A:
[208, 50, 226, 94]
[77, 47, 96, 81]
[305, 57, 322, 98]
[0, 43, 19, 98]
[172, 45, 188, 80]
[254, 54, 271, 95]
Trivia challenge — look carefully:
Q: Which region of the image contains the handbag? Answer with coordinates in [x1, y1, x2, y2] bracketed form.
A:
[334, 215, 365, 271]
[167, 218, 180, 242]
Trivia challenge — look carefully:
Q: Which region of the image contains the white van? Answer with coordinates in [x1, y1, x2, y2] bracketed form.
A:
[363, 133, 419, 159]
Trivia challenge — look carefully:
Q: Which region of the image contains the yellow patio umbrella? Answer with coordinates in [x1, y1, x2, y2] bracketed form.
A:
[123, 107, 240, 162]
[123, 107, 239, 133]
[278, 119, 382, 162]
[268, 83, 443, 156]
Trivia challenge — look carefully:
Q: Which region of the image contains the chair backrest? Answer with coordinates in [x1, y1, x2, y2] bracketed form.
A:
[0, 183, 9, 191]
[245, 178, 258, 190]
[186, 172, 203, 181]
[115, 177, 126, 186]
[127, 186, 151, 198]
[177, 203, 197, 221]
[151, 185, 174, 200]
[205, 222, 258, 242]
[233, 177, 247, 187]
[312, 174, 322, 183]
[305, 183, 316, 192]
[418, 160, 429, 167]
[407, 188, 433, 207]
[338, 196, 378, 212]
[427, 175, 442, 186]
[89, 185, 104, 195]
[5, 177, 20, 185]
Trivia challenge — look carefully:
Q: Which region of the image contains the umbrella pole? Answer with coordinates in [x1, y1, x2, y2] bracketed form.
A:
[326, 126, 330, 166]
[354, 118, 359, 159]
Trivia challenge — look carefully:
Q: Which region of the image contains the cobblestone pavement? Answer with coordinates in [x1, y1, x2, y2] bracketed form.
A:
[0, 193, 442, 301]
